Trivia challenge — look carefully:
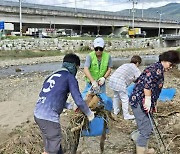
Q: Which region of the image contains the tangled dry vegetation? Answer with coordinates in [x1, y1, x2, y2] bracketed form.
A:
[0, 108, 109, 154]
[0, 48, 179, 154]
[0, 68, 180, 154]
[0, 101, 180, 154]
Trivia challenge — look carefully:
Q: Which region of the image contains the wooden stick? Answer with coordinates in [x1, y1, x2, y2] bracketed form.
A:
[71, 117, 85, 132]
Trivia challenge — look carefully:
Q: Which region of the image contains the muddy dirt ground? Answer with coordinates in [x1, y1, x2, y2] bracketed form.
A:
[0, 48, 179, 154]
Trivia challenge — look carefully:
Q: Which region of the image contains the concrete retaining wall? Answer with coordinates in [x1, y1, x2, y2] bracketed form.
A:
[0, 38, 163, 52]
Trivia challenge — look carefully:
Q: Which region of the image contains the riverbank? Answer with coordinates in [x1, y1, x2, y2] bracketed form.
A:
[0, 47, 178, 68]
[0, 47, 180, 153]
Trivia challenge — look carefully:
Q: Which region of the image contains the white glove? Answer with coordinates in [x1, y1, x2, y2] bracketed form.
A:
[98, 77, 106, 86]
[143, 96, 151, 112]
[91, 81, 98, 89]
[87, 111, 95, 121]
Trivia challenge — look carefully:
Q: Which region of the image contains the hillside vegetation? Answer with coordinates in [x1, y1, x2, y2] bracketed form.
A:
[117, 3, 180, 21]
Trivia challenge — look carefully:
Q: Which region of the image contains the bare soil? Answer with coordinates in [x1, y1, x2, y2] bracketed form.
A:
[0, 47, 179, 154]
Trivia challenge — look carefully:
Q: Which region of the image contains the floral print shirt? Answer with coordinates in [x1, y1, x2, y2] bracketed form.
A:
[129, 61, 164, 112]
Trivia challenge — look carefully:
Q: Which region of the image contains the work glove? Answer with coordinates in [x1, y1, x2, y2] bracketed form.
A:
[98, 77, 106, 86]
[91, 81, 98, 90]
[87, 111, 95, 121]
[143, 96, 151, 113]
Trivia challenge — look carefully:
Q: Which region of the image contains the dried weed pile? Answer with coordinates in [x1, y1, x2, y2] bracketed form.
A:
[0, 107, 109, 154]
[0, 102, 179, 154]
[0, 121, 43, 154]
[0, 65, 179, 154]
[151, 102, 180, 154]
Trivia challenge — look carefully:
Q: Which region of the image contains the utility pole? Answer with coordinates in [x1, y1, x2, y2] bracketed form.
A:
[53, 15, 56, 30]
[75, 0, 77, 14]
[141, 2, 144, 18]
[19, 0, 22, 36]
[131, 0, 135, 29]
[175, 21, 179, 35]
[157, 11, 162, 37]
[129, 0, 138, 29]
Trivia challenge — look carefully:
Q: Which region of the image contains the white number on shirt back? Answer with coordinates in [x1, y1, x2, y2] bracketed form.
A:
[42, 74, 61, 93]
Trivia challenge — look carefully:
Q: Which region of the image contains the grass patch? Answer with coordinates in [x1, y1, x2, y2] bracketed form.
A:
[0, 50, 63, 60]
[0, 47, 150, 60]
[176, 48, 180, 52]
[58, 36, 94, 40]
[1, 36, 31, 40]
[78, 45, 92, 53]
[119, 47, 148, 52]
[57, 36, 133, 41]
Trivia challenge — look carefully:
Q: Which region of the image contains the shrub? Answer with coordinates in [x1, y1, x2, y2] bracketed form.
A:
[79, 46, 91, 53]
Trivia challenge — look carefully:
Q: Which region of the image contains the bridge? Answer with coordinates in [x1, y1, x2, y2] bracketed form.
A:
[162, 34, 180, 47]
[162, 35, 180, 40]
[0, 1, 179, 37]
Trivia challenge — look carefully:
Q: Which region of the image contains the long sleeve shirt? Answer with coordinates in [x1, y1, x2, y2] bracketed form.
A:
[108, 63, 141, 92]
[34, 70, 91, 123]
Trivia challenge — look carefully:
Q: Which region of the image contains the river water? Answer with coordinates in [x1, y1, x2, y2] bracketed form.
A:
[0, 55, 159, 77]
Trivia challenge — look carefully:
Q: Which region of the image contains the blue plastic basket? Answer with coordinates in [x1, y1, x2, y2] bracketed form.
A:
[81, 116, 108, 137]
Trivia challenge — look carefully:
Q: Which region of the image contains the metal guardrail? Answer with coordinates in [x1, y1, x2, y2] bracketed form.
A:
[1, 0, 178, 24]
[162, 35, 180, 40]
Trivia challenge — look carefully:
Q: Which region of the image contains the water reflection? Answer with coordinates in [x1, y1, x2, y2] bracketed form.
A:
[0, 55, 159, 77]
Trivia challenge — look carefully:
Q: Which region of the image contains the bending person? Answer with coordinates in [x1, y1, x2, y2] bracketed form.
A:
[109, 55, 142, 120]
[34, 53, 94, 154]
[129, 50, 180, 154]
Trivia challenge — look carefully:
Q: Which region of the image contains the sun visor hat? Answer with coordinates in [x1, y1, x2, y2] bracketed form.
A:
[93, 37, 105, 48]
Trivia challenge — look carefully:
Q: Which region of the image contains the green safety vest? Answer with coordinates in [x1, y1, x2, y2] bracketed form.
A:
[86, 51, 109, 82]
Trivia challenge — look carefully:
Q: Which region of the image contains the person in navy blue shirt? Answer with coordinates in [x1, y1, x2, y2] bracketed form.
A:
[129, 50, 180, 154]
[34, 53, 94, 154]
